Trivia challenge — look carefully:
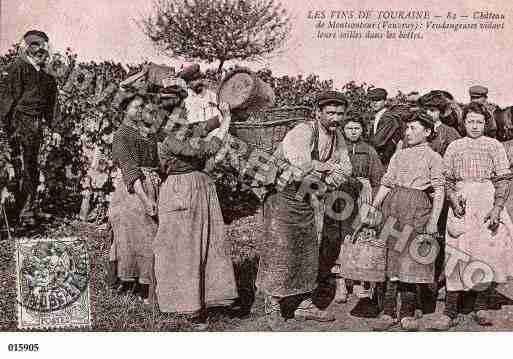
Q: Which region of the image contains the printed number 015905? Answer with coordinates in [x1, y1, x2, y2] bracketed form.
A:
[7, 344, 40, 352]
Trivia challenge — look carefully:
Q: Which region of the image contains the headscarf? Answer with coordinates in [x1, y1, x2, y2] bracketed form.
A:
[184, 87, 221, 124]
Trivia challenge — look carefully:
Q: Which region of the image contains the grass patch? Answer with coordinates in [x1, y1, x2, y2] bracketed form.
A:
[0, 212, 263, 332]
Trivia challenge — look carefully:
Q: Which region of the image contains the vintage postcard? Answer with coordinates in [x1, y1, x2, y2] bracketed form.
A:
[1, 0, 513, 354]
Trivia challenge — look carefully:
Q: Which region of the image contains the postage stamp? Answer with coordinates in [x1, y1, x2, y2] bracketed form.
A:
[14, 237, 91, 330]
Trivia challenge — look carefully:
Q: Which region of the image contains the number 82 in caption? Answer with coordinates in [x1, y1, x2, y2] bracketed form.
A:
[7, 344, 39, 352]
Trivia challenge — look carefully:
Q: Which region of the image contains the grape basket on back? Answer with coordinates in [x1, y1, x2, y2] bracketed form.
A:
[230, 106, 313, 155]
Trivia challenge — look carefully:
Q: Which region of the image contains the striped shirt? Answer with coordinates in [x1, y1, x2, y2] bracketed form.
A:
[443, 136, 510, 182]
[112, 125, 159, 193]
[381, 142, 444, 190]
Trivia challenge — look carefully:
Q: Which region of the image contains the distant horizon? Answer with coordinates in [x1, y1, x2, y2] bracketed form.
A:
[2, 0, 513, 106]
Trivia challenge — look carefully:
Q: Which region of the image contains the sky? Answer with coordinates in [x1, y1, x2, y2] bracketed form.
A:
[1, 0, 513, 106]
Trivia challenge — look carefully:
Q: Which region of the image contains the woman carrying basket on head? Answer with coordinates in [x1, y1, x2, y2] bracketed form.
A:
[153, 77, 237, 324]
[364, 110, 445, 331]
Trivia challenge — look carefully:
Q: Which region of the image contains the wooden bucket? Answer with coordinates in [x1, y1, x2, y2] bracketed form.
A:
[217, 68, 275, 121]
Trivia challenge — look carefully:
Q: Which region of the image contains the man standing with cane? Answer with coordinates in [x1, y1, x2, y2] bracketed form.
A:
[0, 30, 59, 227]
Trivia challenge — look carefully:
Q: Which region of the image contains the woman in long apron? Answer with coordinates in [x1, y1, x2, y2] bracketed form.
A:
[430, 102, 513, 330]
[153, 98, 237, 322]
[256, 91, 353, 323]
[416, 92, 462, 314]
[365, 110, 445, 331]
[108, 93, 160, 303]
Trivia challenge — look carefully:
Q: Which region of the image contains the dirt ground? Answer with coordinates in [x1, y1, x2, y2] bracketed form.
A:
[2, 216, 513, 332]
[230, 289, 513, 332]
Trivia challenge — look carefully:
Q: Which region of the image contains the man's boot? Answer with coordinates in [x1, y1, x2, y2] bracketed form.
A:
[351, 282, 380, 318]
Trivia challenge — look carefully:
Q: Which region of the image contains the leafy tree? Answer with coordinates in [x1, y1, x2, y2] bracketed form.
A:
[141, 0, 291, 72]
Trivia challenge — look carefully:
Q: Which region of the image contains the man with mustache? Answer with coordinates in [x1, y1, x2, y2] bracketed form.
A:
[0, 30, 58, 226]
[257, 91, 354, 324]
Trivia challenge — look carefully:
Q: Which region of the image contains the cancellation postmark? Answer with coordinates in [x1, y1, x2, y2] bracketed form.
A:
[15, 237, 91, 330]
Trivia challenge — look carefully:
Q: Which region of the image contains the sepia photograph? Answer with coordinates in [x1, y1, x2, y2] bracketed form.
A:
[1, 0, 513, 355]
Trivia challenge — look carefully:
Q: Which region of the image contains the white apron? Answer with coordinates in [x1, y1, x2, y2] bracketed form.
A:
[445, 180, 513, 291]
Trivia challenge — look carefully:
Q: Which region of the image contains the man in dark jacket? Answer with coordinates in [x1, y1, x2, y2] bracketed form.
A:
[367, 88, 405, 166]
[0, 30, 58, 226]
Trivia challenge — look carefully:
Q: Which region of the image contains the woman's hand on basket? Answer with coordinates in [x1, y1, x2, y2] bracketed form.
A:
[218, 102, 231, 119]
[361, 206, 379, 228]
[425, 221, 438, 236]
[325, 168, 348, 188]
[449, 193, 465, 218]
[144, 198, 158, 217]
[214, 102, 232, 141]
[312, 160, 333, 173]
[484, 206, 502, 231]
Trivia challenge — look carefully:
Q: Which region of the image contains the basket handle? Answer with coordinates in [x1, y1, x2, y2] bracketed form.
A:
[351, 223, 365, 244]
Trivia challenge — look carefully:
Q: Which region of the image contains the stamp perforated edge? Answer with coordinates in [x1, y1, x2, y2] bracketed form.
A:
[15, 236, 92, 331]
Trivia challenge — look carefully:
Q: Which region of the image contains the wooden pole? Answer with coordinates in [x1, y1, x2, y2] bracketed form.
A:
[2, 203, 12, 240]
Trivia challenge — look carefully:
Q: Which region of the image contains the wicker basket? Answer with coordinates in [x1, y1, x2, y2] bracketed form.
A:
[230, 106, 313, 154]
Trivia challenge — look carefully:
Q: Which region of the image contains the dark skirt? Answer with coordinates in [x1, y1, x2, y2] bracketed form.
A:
[380, 186, 435, 284]
[256, 185, 319, 298]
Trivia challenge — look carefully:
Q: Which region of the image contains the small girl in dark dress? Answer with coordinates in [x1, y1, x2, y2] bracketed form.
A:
[338, 114, 384, 318]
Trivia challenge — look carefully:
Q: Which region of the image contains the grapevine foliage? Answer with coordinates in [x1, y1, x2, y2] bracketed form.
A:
[1, 46, 386, 223]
